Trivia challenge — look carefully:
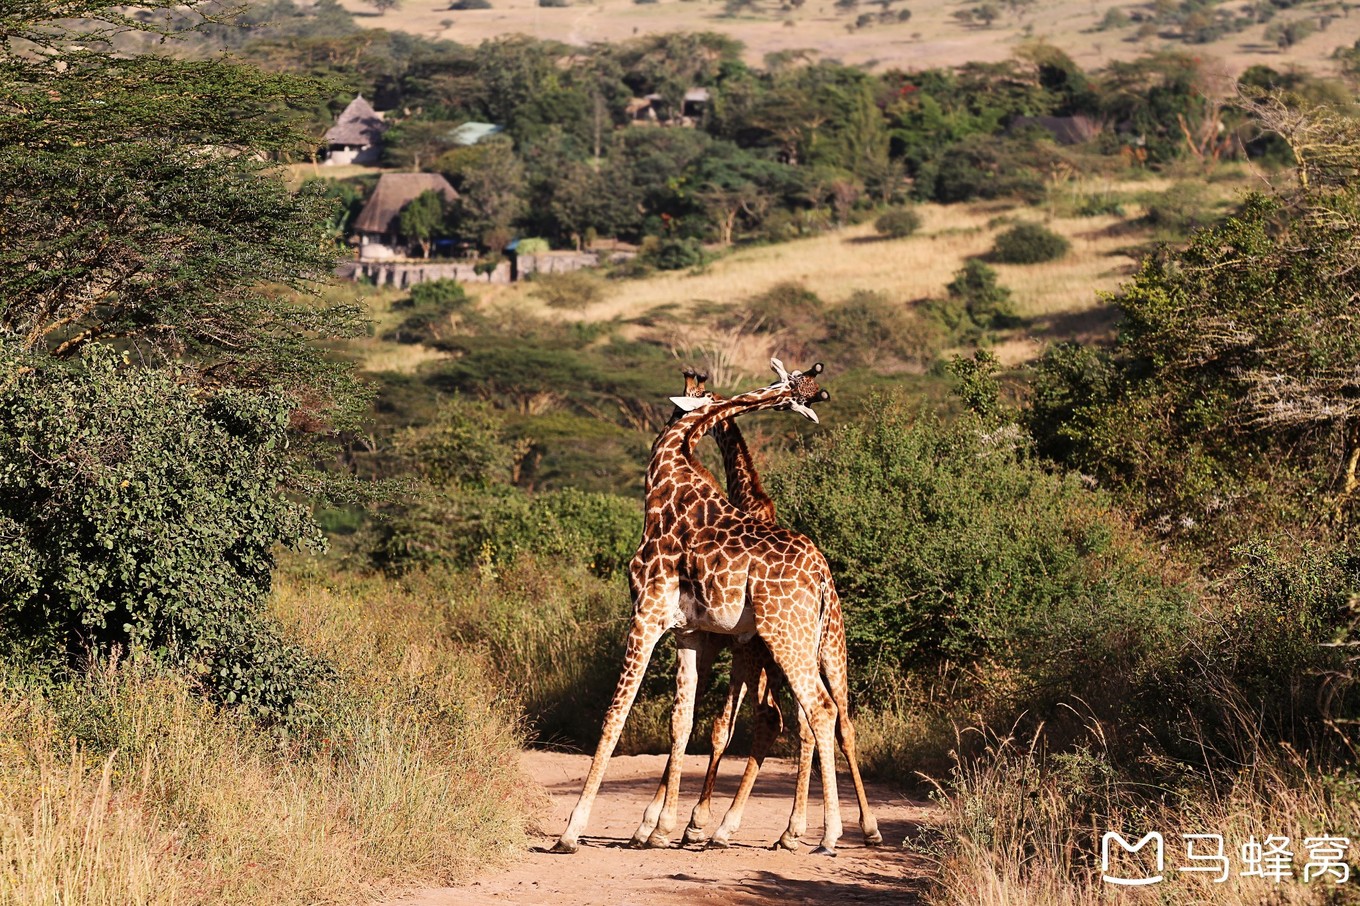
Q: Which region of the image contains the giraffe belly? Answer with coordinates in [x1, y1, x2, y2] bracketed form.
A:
[674, 588, 756, 636]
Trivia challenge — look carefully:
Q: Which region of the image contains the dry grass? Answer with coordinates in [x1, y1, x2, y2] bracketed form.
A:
[327, 173, 1254, 375]
[0, 565, 542, 906]
[924, 717, 1360, 906]
[280, 162, 383, 190]
[340, 0, 1360, 76]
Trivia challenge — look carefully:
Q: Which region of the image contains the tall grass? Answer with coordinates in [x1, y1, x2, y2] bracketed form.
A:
[0, 564, 540, 906]
[923, 709, 1360, 906]
[347, 557, 680, 754]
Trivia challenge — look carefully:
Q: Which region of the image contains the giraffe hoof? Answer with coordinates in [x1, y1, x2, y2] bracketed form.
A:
[550, 838, 579, 855]
[811, 846, 837, 857]
[682, 827, 709, 845]
[865, 830, 884, 847]
[774, 834, 799, 852]
[645, 834, 672, 849]
[705, 837, 731, 850]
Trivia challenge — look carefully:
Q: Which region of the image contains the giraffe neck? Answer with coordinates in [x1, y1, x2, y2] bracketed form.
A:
[711, 420, 775, 522]
[645, 386, 791, 514]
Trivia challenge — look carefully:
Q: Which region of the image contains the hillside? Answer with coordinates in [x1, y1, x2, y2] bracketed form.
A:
[342, 0, 1360, 75]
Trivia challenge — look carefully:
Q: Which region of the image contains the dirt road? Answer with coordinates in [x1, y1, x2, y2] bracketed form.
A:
[387, 751, 935, 906]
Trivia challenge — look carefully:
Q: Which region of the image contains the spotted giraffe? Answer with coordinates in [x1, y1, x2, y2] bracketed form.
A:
[632, 368, 879, 851]
[553, 359, 876, 856]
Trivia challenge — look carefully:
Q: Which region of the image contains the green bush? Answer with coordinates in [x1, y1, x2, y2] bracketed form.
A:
[990, 222, 1070, 264]
[639, 237, 707, 271]
[873, 207, 923, 239]
[824, 291, 933, 367]
[945, 259, 1019, 330]
[515, 236, 550, 254]
[531, 270, 608, 311]
[740, 281, 826, 334]
[373, 485, 642, 578]
[766, 398, 1189, 707]
[386, 279, 470, 344]
[0, 347, 325, 723]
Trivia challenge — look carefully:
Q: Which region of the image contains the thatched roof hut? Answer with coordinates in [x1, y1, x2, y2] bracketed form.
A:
[326, 95, 387, 147]
[353, 172, 459, 237]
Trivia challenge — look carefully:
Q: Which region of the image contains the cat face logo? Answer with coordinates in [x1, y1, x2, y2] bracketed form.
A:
[1101, 832, 1164, 886]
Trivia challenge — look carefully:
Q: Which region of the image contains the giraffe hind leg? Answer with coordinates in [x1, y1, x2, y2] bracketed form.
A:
[709, 654, 784, 848]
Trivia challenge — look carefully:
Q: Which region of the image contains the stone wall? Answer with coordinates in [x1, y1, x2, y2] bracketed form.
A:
[339, 249, 635, 289]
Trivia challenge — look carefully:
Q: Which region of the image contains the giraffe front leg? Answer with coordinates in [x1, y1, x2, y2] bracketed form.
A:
[645, 632, 702, 848]
[554, 612, 667, 854]
[642, 633, 723, 847]
[684, 636, 750, 845]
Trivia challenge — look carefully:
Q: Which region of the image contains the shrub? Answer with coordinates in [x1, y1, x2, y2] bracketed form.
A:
[638, 236, 707, 271]
[0, 347, 325, 723]
[766, 398, 1189, 708]
[515, 236, 550, 254]
[1076, 194, 1126, 217]
[823, 290, 932, 367]
[532, 270, 608, 311]
[946, 259, 1019, 330]
[386, 279, 470, 344]
[873, 206, 922, 238]
[990, 222, 1070, 264]
[741, 281, 826, 334]
[449, 0, 491, 8]
[1097, 5, 1130, 28]
[373, 485, 642, 578]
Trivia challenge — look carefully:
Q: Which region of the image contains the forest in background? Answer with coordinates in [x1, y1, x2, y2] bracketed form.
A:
[2, 1, 1360, 904]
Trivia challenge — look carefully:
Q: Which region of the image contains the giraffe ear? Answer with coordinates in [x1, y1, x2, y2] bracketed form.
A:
[670, 395, 711, 412]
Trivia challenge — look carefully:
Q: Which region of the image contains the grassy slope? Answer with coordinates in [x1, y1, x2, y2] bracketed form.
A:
[343, 170, 1249, 381]
[346, 0, 1360, 75]
[0, 563, 542, 906]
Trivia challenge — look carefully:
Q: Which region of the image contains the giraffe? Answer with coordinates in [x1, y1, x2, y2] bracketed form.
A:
[627, 369, 786, 849]
[630, 369, 879, 852]
[553, 359, 876, 856]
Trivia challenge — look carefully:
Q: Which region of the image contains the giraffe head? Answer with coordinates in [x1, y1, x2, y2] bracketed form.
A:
[768, 357, 829, 423]
[669, 367, 714, 425]
[682, 367, 710, 398]
[669, 357, 829, 423]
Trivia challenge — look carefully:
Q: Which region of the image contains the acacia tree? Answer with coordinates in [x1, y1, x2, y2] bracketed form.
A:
[398, 189, 449, 258]
[1028, 95, 1360, 544]
[0, 0, 363, 719]
[452, 135, 526, 251]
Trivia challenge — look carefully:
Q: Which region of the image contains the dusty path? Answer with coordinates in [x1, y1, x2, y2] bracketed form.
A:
[387, 751, 936, 906]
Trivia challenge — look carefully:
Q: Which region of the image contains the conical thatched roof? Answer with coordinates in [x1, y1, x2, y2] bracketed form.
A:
[325, 95, 387, 147]
[353, 173, 458, 235]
